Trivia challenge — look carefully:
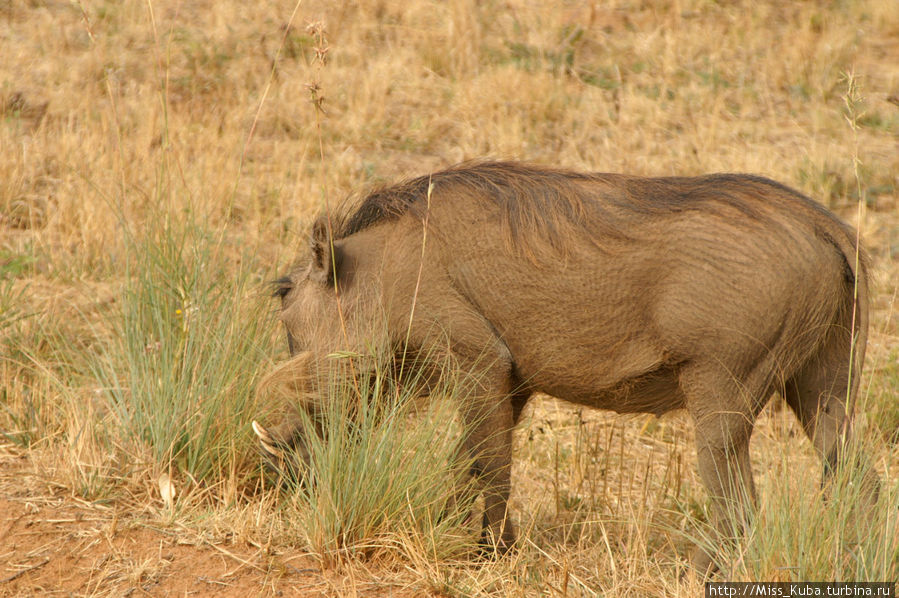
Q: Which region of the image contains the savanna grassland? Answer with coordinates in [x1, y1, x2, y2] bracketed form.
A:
[1, 0, 898, 595]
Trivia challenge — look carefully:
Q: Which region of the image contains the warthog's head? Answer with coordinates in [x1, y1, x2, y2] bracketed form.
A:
[275, 218, 348, 359]
[275, 216, 391, 360]
[252, 215, 390, 480]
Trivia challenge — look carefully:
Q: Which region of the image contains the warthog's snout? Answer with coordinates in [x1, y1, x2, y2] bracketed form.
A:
[252, 352, 319, 482]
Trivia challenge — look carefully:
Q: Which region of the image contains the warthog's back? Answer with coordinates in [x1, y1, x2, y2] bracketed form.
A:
[354, 163, 864, 416]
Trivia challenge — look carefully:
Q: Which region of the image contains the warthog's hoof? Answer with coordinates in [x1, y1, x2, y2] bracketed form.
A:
[474, 520, 517, 561]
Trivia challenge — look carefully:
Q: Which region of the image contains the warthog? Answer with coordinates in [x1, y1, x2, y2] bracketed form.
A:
[253, 161, 878, 571]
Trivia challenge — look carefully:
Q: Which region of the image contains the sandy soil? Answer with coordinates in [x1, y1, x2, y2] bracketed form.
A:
[0, 445, 426, 597]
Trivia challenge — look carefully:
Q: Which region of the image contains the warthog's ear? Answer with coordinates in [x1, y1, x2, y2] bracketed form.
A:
[310, 216, 342, 286]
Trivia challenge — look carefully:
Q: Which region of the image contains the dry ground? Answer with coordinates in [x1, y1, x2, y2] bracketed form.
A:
[2, 0, 898, 595]
[1, 401, 895, 596]
[0, 441, 421, 596]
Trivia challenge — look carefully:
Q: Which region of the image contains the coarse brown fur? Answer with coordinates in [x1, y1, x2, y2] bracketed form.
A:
[254, 161, 877, 573]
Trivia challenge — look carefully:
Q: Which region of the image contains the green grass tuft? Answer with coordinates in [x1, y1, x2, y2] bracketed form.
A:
[277, 353, 480, 565]
[87, 216, 276, 488]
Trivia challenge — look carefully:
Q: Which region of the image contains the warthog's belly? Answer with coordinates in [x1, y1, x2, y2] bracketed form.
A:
[533, 363, 686, 417]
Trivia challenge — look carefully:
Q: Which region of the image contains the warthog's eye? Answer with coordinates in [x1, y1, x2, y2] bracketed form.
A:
[273, 276, 298, 354]
[272, 276, 293, 303]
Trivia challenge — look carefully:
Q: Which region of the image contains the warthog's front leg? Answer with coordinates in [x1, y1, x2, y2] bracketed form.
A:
[435, 313, 523, 553]
[459, 388, 517, 553]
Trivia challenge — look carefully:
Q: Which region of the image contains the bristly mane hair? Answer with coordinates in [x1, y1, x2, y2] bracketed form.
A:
[332, 161, 620, 250]
[327, 160, 854, 258]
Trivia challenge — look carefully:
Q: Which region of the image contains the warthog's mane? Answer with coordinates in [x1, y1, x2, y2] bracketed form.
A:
[328, 160, 848, 255]
[334, 162, 610, 247]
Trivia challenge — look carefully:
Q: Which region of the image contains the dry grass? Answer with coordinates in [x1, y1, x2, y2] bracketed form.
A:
[2, 0, 898, 595]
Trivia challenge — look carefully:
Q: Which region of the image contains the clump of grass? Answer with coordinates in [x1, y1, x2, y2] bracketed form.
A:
[269, 351, 480, 566]
[86, 215, 276, 493]
[684, 430, 899, 581]
[0, 265, 83, 451]
[0, 272, 28, 445]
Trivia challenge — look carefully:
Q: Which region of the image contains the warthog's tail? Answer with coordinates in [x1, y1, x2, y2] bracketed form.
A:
[810, 209, 881, 513]
[823, 214, 869, 417]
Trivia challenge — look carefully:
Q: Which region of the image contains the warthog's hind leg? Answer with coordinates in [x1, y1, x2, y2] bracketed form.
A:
[783, 332, 880, 506]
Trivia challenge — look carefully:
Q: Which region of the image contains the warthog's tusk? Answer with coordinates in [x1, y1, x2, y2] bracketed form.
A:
[252, 420, 285, 459]
[251, 420, 272, 442]
[260, 440, 284, 460]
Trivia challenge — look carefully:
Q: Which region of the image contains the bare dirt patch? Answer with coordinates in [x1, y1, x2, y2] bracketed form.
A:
[0, 445, 429, 597]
